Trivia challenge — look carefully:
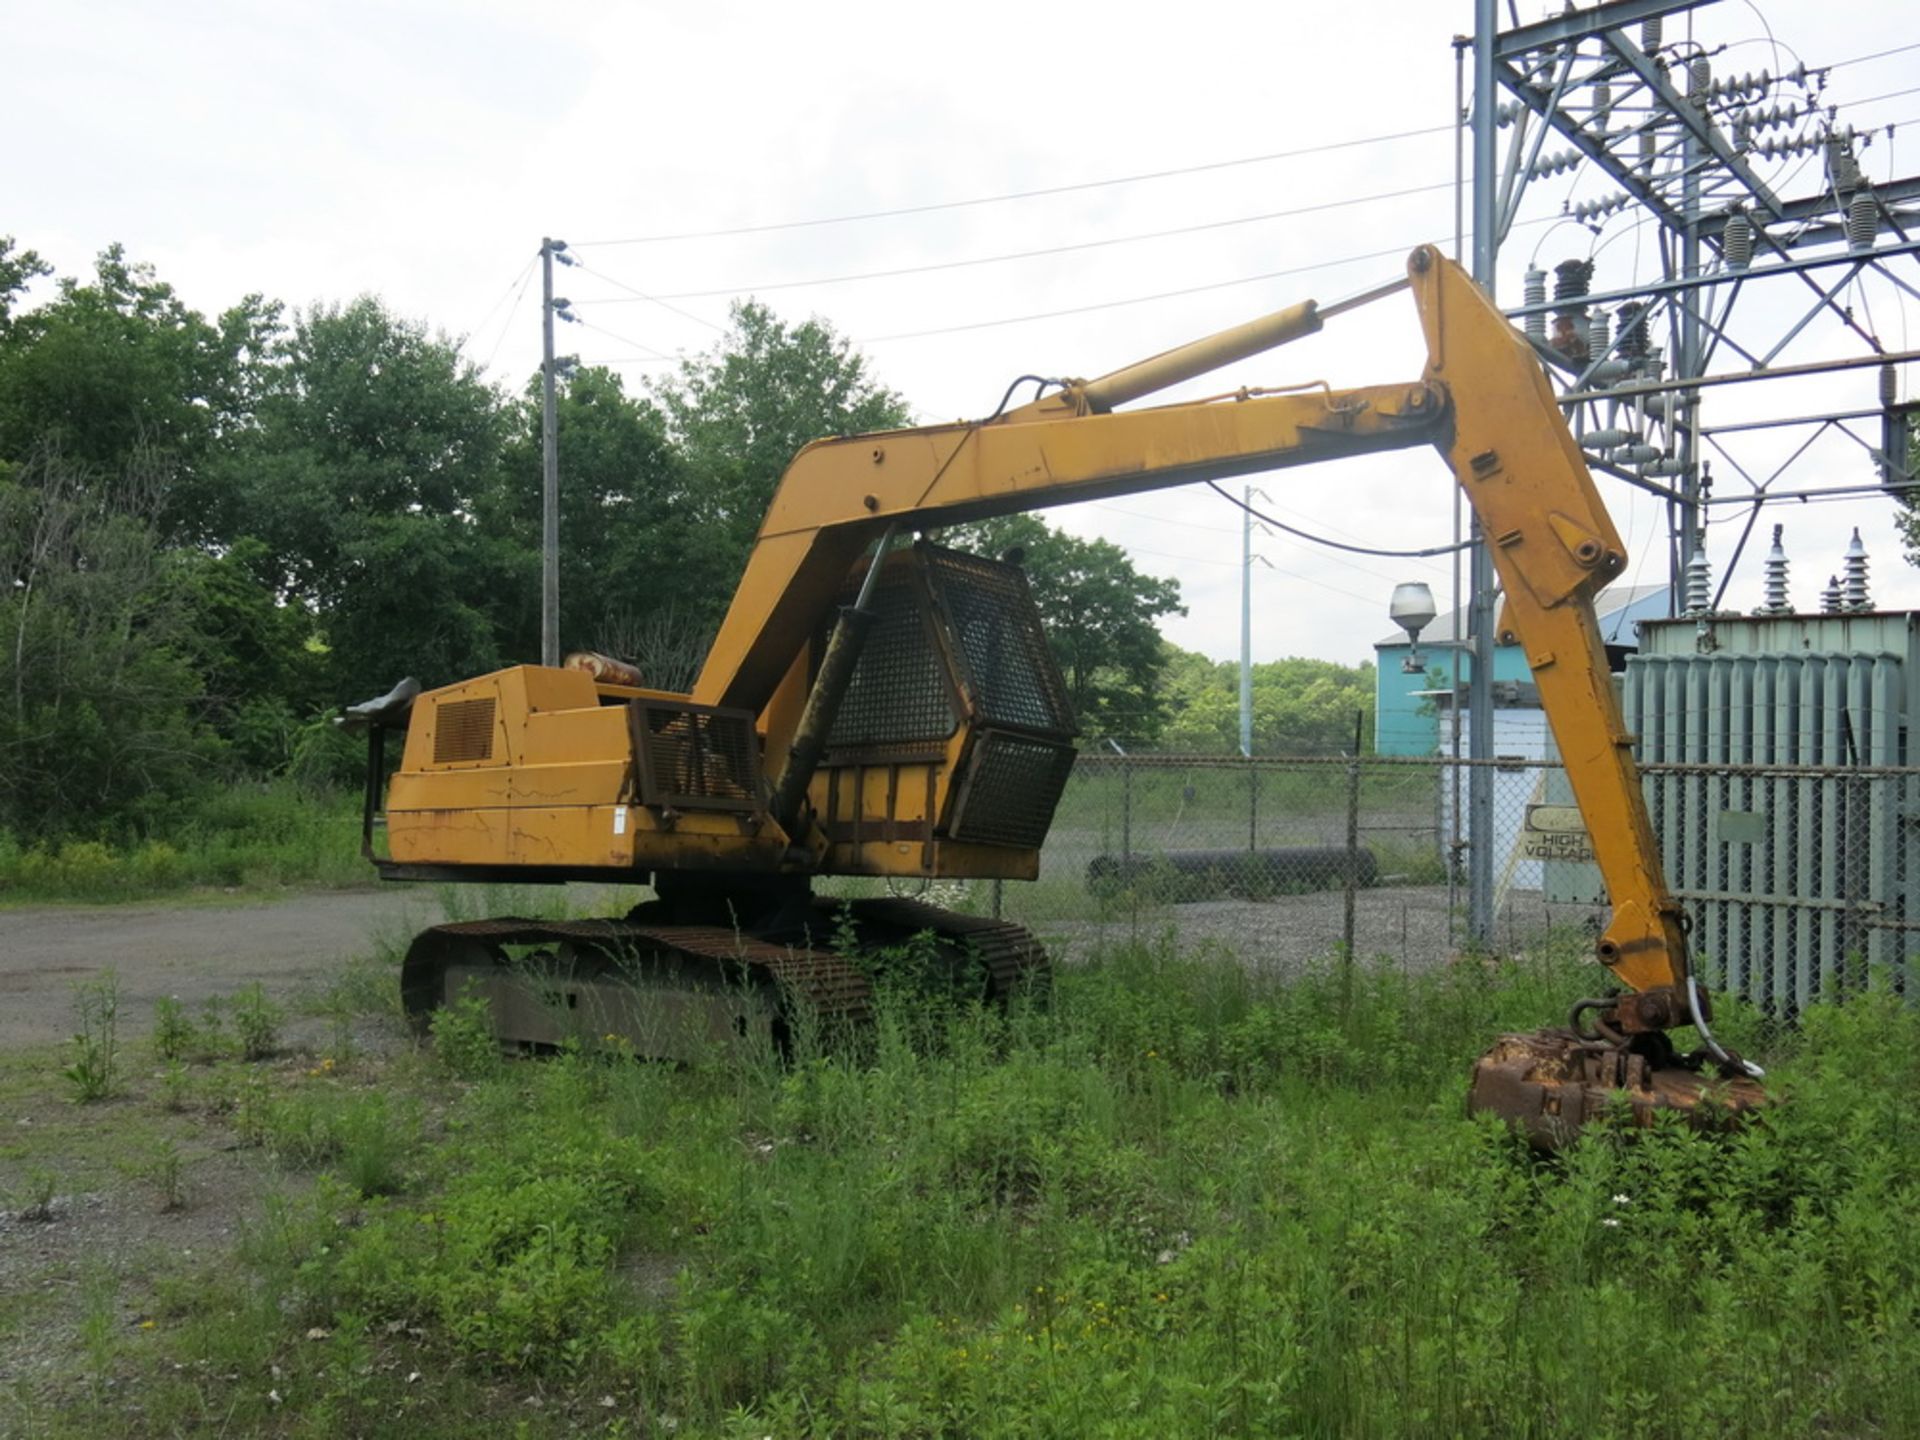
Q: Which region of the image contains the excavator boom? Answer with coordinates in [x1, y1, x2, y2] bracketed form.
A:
[698, 249, 1685, 995]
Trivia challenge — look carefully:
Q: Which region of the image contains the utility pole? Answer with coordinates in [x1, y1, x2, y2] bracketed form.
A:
[539, 237, 575, 668]
[1466, 1, 1498, 949]
[1239, 487, 1272, 757]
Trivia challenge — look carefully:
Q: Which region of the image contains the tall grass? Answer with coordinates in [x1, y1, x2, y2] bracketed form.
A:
[0, 779, 365, 902]
[74, 935, 1920, 1436]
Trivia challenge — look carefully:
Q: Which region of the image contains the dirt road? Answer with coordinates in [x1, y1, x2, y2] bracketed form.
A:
[0, 888, 451, 1048]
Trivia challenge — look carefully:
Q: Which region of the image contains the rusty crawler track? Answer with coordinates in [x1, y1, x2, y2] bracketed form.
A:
[399, 901, 1050, 1045]
[400, 917, 875, 1035]
[826, 897, 1051, 1005]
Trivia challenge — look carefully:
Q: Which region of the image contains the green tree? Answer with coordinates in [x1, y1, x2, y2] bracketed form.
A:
[944, 514, 1185, 743]
[0, 236, 51, 336]
[487, 365, 714, 669]
[166, 537, 327, 771]
[215, 296, 516, 698]
[0, 245, 278, 538]
[0, 450, 210, 837]
[654, 300, 911, 569]
[1159, 647, 1375, 754]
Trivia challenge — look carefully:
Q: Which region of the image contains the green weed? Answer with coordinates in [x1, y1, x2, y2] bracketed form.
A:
[62, 972, 120, 1103]
[195, 995, 228, 1062]
[337, 1094, 415, 1198]
[132, 1137, 189, 1213]
[150, 996, 194, 1062]
[231, 983, 284, 1061]
[11, 1165, 58, 1222]
[260, 1090, 347, 1166]
[0, 780, 365, 904]
[430, 984, 500, 1080]
[39, 935, 1920, 1438]
[156, 1060, 192, 1113]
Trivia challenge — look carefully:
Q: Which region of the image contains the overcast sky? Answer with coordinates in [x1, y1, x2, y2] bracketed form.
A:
[9, 0, 1918, 664]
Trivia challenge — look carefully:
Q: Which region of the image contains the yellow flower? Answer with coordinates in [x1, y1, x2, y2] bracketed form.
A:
[139, 1320, 156, 1330]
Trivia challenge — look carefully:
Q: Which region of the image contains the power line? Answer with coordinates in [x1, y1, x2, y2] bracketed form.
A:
[571, 261, 725, 332]
[1092, 499, 1445, 584]
[1093, 500, 1239, 536]
[582, 182, 1458, 304]
[578, 216, 1562, 359]
[858, 241, 1428, 343]
[477, 261, 538, 374]
[579, 244, 1415, 358]
[1119, 540, 1388, 608]
[467, 255, 537, 349]
[1826, 40, 1920, 71]
[1839, 82, 1920, 109]
[1208, 481, 1470, 560]
[572, 317, 676, 362]
[572, 126, 1456, 246]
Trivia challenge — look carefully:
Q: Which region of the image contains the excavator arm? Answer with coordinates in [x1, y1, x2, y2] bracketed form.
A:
[699, 251, 1678, 997]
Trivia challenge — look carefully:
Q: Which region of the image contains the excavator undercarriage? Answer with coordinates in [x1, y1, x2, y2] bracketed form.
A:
[398, 895, 1049, 1060]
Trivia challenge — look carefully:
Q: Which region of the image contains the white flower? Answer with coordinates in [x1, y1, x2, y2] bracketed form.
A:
[1611, 1194, 1631, 1205]
[1601, 1217, 1622, 1228]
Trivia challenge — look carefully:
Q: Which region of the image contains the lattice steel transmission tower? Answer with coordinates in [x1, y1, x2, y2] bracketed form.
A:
[1468, 0, 1919, 611]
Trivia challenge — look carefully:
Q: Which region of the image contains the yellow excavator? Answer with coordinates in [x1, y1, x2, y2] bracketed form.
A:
[345, 245, 1766, 1142]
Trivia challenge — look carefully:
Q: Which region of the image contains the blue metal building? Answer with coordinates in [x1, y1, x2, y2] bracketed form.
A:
[1371, 583, 1669, 755]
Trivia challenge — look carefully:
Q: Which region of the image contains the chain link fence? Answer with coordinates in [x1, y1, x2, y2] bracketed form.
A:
[947, 752, 1919, 1018]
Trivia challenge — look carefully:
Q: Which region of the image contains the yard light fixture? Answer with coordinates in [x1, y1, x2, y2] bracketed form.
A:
[1388, 580, 1475, 672]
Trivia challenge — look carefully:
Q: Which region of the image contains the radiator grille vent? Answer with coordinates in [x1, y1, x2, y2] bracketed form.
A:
[433, 698, 496, 764]
[948, 732, 1076, 848]
[631, 701, 762, 812]
[827, 572, 956, 750]
[924, 548, 1075, 735]
[1625, 632, 1913, 1016]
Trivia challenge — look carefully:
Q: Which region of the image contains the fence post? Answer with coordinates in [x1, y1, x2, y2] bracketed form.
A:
[1342, 712, 1362, 1010]
[1121, 755, 1133, 866]
[1248, 758, 1259, 852]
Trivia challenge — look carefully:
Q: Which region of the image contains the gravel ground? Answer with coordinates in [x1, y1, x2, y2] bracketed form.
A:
[0, 880, 1605, 1051]
[1032, 884, 1606, 968]
[0, 888, 444, 1049]
[0, 883, 655, 1049]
